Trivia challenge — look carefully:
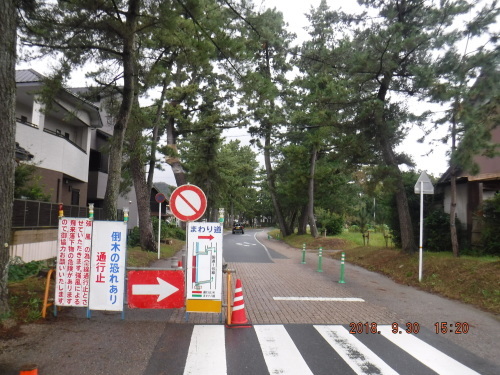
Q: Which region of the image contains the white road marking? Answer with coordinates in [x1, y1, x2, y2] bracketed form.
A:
[315, 325, 399, 375]
[274, 297, 365, 302]
[378, 325, 481, 375]
[183, 325, 226, 375]
[254, 325, 314, 375]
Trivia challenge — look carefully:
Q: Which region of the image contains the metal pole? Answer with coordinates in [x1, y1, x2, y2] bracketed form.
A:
[317, 247, 323, 272]
[158, 202, 161, 260]
[227, 271, 232, 325]
[301, 243, 306, 264]
[339, 252, 346, 284]
[419, 181, 424, 282]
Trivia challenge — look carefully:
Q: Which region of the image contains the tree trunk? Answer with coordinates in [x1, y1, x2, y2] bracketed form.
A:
[263, 127, 290, 236]
[450, 106, 459, 257]
[130, 153, 157, 252]
[376, 73, 416, 253]
[103, 0, 140, 220]
[307, 144, 319, 238]
[0, 0, 16, 315]
[261, 44, 290, 237]
[297, 205, 308, 235]
[128, 103, 157, 252]
[147, 78, 168, 192]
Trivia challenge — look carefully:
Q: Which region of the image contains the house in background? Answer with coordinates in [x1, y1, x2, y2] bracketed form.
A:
[15, 69, 103, 207]
[437, 125, 500, 246]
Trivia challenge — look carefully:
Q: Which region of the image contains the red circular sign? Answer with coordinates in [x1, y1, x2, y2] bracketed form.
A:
[169, 185, 207, 221]
[155, 192, 166, 203]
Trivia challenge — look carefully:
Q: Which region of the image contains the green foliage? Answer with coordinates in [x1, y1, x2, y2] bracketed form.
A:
[8, 259, 44, 282]
[424, 209, 462, 252]
[151, 217, 186, 241]
[128, 219, 186, 248]
[316, 209, 344, 236]
[14, 163, 51, 201]
[349, 225, 360, 233]
[480, 194, 500, 256]
[387, 171, 435, 248]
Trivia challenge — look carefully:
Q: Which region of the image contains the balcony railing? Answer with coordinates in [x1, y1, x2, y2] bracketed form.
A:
[43, 128, 86, 154]
[12, 199, 124, 228]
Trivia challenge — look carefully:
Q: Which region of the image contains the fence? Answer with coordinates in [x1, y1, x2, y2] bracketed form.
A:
[12, 199, 124, 228]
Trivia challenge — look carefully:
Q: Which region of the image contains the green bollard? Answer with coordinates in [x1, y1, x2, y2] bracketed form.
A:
[268, 234, 270, 240]
[317, 247, 323, 272]
[339, 252, 346, 284]
[301, 243, 306, 264]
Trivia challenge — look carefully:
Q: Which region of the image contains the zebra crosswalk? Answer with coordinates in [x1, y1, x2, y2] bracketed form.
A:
[144, 324, 488, 375]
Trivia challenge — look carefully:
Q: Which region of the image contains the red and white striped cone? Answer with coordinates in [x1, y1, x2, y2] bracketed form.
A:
[231, 279, 248, 324]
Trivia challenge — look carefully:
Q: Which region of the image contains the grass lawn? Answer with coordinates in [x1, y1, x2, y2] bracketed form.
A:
[269, 229, 499, 315]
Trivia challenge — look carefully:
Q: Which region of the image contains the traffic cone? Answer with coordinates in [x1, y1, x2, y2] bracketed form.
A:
[19, 364, 37, 375]
[231, 279, 248, 324]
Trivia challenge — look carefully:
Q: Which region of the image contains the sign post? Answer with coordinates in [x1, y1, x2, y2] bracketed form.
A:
[155, 193, 167, 260]
[414, 171, 434, 282]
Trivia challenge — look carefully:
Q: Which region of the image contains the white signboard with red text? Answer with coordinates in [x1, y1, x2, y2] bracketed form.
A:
[186, 222, 223, 306]
[55, 218, 93, 307]
[88, 221, 128, 311]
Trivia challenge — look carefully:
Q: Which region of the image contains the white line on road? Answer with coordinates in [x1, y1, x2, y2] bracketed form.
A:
[274, 297, 365, 302]
[254, 325, 314, 375]
[378, 325, 481, 375]
[315, 325, 399, 375]
[184, 325, 226, 375]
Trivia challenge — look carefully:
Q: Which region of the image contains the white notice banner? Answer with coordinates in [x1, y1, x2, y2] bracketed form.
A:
[55, 218, 93, 307]
[89, 221, 127, 311]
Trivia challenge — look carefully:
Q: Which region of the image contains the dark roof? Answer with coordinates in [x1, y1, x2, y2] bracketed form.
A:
[16, 69, 103, 128]
[15, 142, 34, 161]
[154, 182, 175, 197]
[15, 69, 45, 83]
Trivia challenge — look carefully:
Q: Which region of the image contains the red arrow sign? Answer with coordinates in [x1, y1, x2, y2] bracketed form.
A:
[198, 235, 214, 240]
[170, 185, 207, 221]
[127, 270, 184, 309]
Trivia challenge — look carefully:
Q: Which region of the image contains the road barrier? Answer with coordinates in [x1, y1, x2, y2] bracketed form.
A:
[339, 252, 346, 284]
[317, 247, 323, 272]
[301, 243, 306, 264]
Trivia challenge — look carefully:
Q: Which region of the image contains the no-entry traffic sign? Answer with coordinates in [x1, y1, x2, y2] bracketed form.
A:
[127, 270, 185, 309]
[170, 185, 207, 221]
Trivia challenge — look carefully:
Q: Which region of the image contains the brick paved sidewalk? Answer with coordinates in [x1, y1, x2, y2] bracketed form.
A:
[230, 231, 397, 324]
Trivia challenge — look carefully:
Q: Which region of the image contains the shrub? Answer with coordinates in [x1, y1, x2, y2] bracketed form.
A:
[128, 219, 186, 248]
[316, 209, 344, 236]
[424, 209, 462, 252]
[480, 194, 500, 256]
[8, 258, 45, 282]
[349, 224, 360, 233]
[128, 226, 141, 247]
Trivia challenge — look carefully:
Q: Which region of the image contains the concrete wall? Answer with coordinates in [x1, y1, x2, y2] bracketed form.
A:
[9, 229, 58, 262]
[443, 183, 468, 229]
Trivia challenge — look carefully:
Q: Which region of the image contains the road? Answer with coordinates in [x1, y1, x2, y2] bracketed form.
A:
[0, 228, 498, 375]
